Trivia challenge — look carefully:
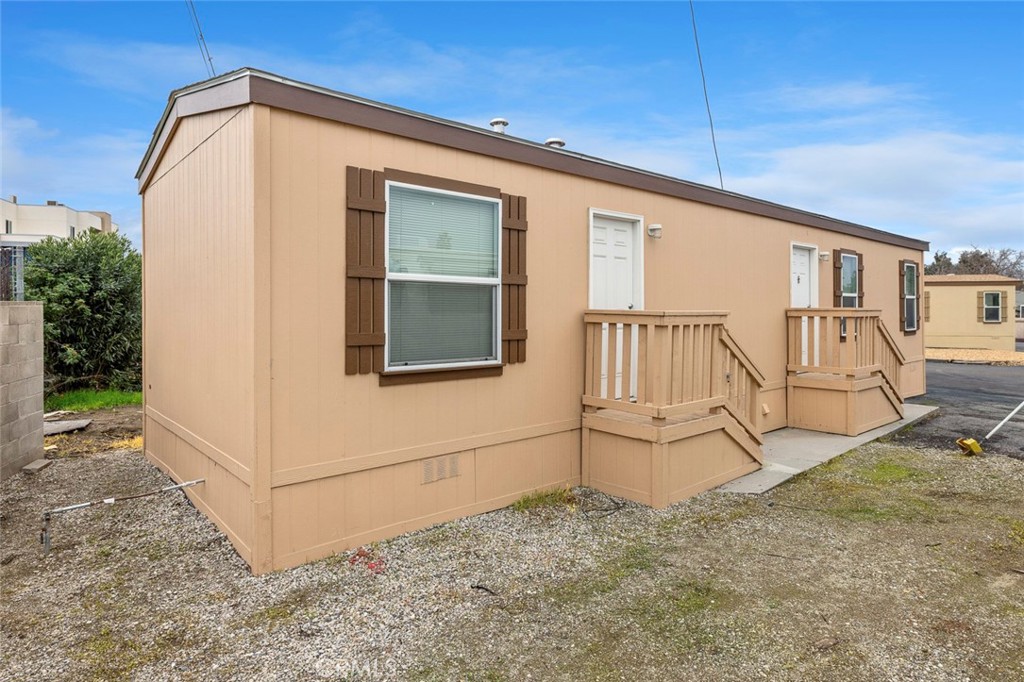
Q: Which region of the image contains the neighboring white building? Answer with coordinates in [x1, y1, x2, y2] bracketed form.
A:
[1, 196, 118, 300]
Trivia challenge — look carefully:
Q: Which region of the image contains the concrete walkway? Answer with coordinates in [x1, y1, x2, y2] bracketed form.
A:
[717, 403, 938, 494]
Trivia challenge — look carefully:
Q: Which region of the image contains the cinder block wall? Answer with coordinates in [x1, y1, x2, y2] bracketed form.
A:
[1, 302, 45, 480]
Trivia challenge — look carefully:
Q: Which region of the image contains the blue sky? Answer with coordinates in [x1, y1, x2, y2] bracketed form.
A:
[2, 1, 1022, 257]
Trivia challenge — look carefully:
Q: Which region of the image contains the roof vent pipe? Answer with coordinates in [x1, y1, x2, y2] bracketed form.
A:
[489, 117, 509, 134]
[544, 138, 566, 148]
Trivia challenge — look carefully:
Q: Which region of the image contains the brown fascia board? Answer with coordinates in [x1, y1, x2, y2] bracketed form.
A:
[137, 68, 930, 252]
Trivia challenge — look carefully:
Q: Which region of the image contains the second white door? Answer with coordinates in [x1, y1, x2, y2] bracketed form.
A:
[591, 213, 641, 399]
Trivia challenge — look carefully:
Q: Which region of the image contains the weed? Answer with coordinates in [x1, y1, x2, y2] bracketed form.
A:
[512, 485, 577, 513]
[1008, 520, 1024, 547]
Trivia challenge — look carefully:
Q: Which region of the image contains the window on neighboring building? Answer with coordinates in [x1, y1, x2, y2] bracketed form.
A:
[1017, 304, 1024, 320]
[983, 291, 1002, 323]
[901, 261, 919, 333]
[4, 219, 11, 234]
[69, 226, 76, 239]
[385, 182, 501, 370]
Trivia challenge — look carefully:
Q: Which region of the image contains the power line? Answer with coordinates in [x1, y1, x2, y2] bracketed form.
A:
[185, 0, 216, 78]
[689, 0, 723, 190]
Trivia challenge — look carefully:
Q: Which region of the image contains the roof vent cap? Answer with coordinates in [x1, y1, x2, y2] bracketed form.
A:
[489, 117, 509, 134]
[544, 138, 566, 148]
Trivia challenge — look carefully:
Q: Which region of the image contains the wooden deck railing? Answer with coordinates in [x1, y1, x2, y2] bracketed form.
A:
[785, 308, 905, 399]
[583, 310, 765, 443]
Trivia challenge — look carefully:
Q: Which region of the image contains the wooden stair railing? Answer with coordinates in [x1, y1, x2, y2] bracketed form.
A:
[582, 310, 765, 445]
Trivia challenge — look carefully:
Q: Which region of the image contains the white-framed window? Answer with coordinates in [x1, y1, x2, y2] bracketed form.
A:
[983, 291, 1002, 323]
[840, 252, 859, 309]
[1017, 304, 1024, 320]
[384, 181, 501, 371]
[903, 261, 918, 332]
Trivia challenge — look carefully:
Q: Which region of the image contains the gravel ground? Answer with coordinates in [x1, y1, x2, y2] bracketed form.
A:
[2, 436, 1023, 681]
[925, 348, 1024, 366]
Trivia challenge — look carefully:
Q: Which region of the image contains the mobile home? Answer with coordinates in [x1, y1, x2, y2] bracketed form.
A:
[138, 69, 928, 573]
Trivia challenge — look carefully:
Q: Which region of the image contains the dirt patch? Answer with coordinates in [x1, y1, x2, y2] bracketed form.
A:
[2, 435, 1023, 681]
[44, 405, 143, 457]
[926, 347, 1024, 366]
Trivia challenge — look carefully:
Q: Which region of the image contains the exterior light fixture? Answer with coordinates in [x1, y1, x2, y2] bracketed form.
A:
[647, 223, 663, 239]
[819, 252, 830, 261]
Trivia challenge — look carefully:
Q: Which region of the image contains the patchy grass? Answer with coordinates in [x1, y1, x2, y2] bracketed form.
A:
[45, 389, 141, 413]
[109, 435, 143, 450]
[855, 458, 931, 484]
[545, 542, 656, 604]
[76, 626, 145, 681]
[627, 578, 728, 652]
[242, 588, 316, 630]
[512, 485, 578, 513]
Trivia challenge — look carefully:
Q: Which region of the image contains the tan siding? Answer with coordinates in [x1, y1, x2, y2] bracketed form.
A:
[143, 106, 256, 557]
[148, 107, 246, 188]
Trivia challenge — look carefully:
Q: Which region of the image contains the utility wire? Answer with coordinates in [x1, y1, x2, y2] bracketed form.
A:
[185, 0, 216, 78]
[689, 0, 724, 190]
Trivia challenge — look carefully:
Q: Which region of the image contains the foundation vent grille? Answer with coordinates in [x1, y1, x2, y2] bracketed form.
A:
[423, 454, 460, 484]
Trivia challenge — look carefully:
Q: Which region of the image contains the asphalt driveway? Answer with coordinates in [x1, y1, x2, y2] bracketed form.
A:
[899, 361, 1024, 459]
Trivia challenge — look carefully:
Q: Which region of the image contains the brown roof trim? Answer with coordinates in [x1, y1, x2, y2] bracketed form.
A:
[138, 68, 930, 251]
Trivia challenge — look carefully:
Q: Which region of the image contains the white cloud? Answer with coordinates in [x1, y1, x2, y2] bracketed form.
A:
[728, 130, 1024, 251]
[761, 81, 922, 112]
[0, 109, 147, 247]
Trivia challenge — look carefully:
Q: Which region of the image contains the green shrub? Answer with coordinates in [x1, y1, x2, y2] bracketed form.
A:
[25, 232, 142, 392]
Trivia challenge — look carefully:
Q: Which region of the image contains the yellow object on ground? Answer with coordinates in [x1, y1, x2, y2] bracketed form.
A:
[956, 438, 983, 455]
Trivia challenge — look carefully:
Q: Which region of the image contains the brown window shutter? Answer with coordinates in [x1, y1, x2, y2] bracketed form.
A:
[501, 193, 528, 364]
[857, 252, 865, 307]
[1000, 291, 1008, 323]
[923, 291, 930, 322]
[898, 260, 907, 330]
[345, 166, 386, 375]
[832, 249, 842, 307]
[977, 291, 984, 322]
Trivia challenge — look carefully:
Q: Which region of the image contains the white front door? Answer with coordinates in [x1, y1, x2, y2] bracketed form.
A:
[591, 213, 641, 399]
[791, 247, 812, 308]
[591, 216, 637, 310]
[790, 245, 815, 365]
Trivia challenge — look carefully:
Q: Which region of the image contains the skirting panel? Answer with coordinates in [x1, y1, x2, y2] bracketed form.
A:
[144, 414, 255, 563]
[787, 376, 902, 436]
[269, 429, 581, 570]
[582, 412, 760, 509]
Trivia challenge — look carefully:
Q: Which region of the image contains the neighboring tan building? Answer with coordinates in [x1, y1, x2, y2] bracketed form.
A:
[137, 68, 929, 574]
[0, 197, 119, 300]
[923, 274, 1021, 351]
